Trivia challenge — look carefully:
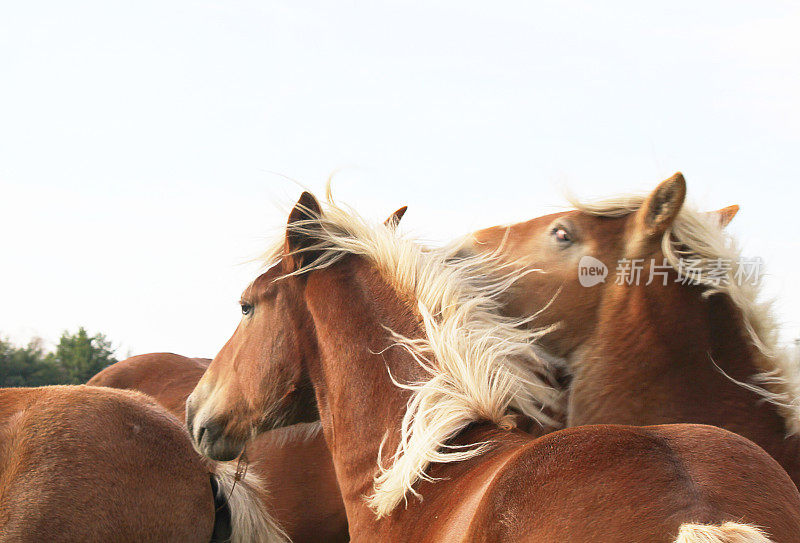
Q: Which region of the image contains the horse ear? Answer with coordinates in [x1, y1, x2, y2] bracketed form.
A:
[708, 204, 739, 228]
[384, 206, 407, 229]
[634, 172, 686, 240]
[284, 192, 323, 272]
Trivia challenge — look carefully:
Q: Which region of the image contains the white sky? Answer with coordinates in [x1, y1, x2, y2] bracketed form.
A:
[1, 1, 799, 358]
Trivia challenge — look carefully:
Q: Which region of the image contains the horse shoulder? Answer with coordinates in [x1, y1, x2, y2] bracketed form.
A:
[426, 440, 527, 542]
[459, 431, 590, 542]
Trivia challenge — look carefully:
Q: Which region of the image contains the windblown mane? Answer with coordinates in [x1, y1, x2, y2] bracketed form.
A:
[570, 193, 800, 435]
[266, 188, 563, 517]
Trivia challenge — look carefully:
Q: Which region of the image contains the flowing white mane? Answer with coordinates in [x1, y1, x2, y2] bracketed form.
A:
[571, 194, 800, 435]
[268, 188, 563, 517]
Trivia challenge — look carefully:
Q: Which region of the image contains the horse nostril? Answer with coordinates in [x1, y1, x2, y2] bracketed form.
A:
[204, 421, 222, 442]
[196, 425, 206, 445]
[185, 403, 196, 436]
[195, 420, 223, 447]
[191, 418, 242, 461]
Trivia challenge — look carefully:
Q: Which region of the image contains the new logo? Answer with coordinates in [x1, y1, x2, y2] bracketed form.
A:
[578, 256, 608, 287]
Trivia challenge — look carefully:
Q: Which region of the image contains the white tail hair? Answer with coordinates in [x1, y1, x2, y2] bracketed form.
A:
[674, 522, 773, 543]
[213, 462, 291, 543]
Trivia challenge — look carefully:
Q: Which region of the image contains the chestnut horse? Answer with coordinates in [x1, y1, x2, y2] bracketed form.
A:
[466, 172, 800, 490]
[88, 353, 347, 543]
[0, 385, 278, 542]
[186, 191, 800, 542]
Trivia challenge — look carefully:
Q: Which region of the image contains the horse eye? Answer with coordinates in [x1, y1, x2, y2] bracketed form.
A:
[552, 227, 571, 243]
[240, 303, 254, 316]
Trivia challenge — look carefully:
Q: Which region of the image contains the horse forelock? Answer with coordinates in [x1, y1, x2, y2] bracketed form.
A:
[570, 193, 800, 435]
[263, 186, 564, 517]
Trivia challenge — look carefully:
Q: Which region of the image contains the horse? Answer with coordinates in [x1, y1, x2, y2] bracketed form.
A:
[185, 190, 800, 542]
[86, 208, 410, 542]
[88, 353, 347, 543]
[465, 172, 800, 490]
[0, 385, 280, 542]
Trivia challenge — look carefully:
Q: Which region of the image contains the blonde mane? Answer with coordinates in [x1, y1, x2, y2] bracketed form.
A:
[571, 193, 800, 435]
[268, 188, 563, 517]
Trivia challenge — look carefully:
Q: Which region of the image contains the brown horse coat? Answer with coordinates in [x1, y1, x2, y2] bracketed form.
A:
[186, 192, 800, 542]
[0, 385, 215, 542]
[89, 352, 347, 543]
[468, 172, 800, 490]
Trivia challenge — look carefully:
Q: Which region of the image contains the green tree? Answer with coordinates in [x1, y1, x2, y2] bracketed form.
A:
[49, 328, 117, 384]
[0, 337, 65, 387]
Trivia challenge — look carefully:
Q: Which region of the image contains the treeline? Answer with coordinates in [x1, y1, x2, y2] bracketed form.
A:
[0, 327, 117, 387]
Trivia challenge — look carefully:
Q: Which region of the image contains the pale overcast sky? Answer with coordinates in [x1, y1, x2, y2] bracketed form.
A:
[1, 1, 799, 358]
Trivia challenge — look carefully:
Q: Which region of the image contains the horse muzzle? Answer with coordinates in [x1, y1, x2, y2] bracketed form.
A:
[186, 393, 246, 462]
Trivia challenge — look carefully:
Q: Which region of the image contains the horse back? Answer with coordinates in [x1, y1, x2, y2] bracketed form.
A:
[0, 386, 214, 542]
[87, 353, 210, 419]
[466, 424, 800, 543]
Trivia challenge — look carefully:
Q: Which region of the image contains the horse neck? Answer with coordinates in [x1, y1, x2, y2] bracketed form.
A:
[573, 278, 790, 446]
[304, 260, 427, 533]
